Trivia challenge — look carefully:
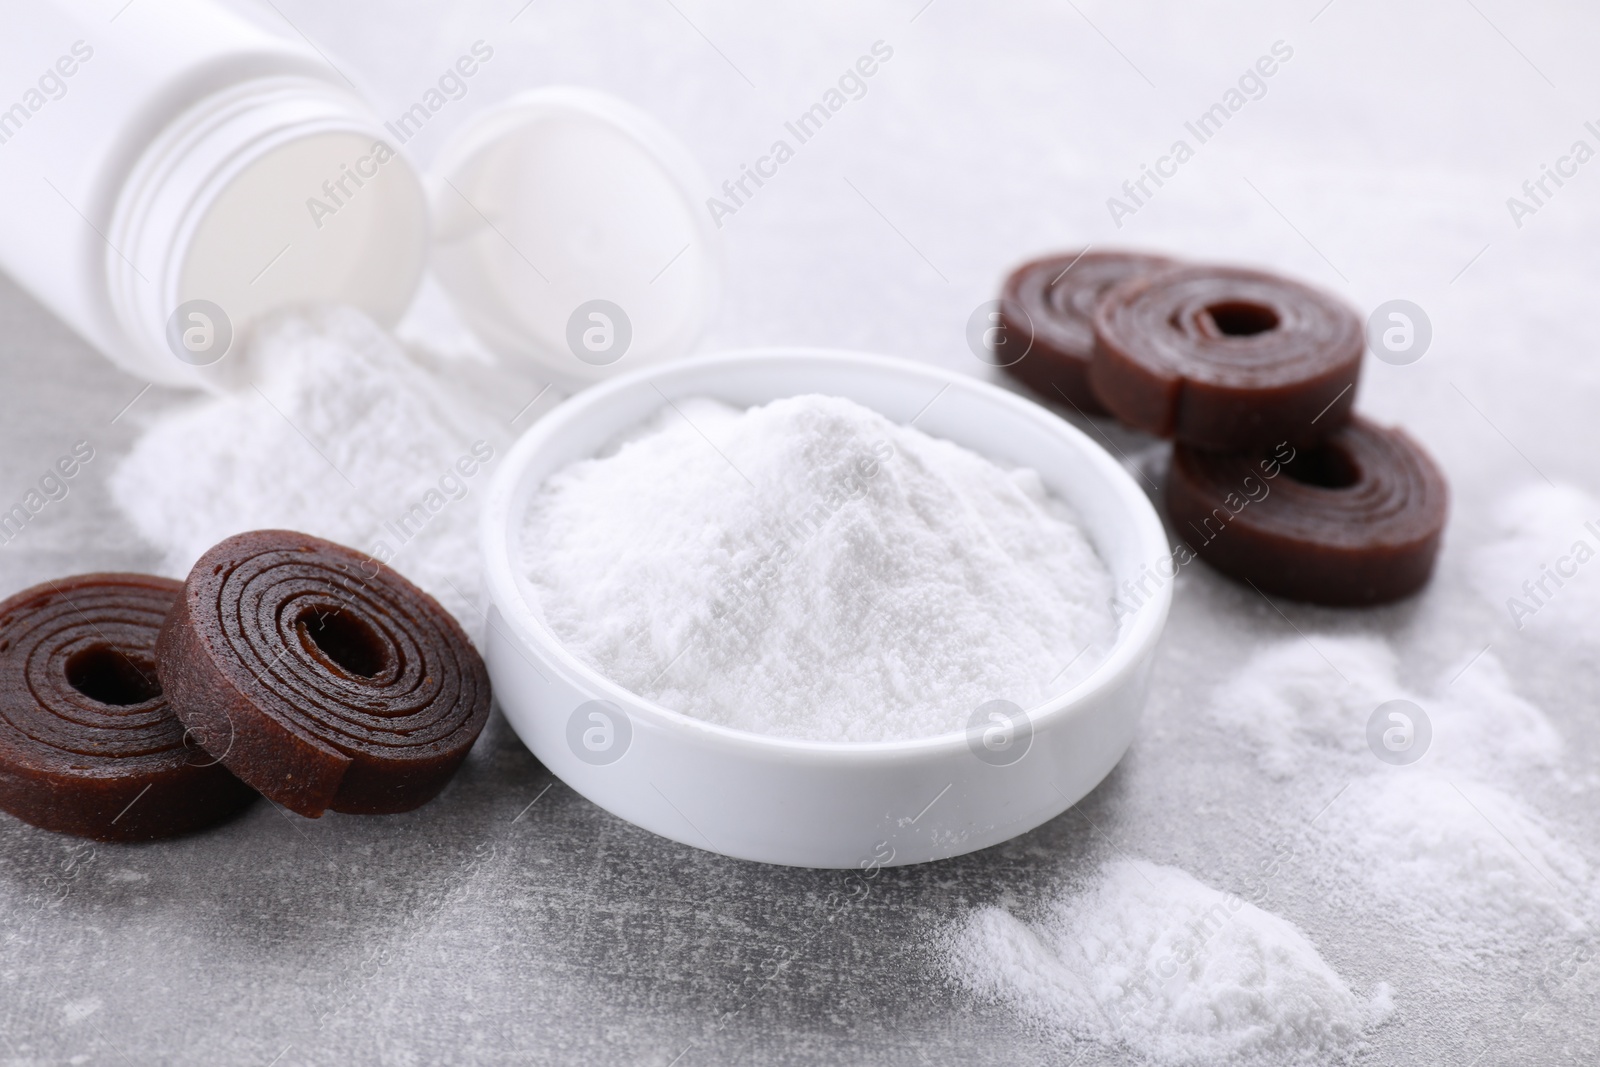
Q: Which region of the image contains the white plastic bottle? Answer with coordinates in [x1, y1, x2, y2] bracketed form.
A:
[0, 0, 429, 389]
[0, 0, 719, 391]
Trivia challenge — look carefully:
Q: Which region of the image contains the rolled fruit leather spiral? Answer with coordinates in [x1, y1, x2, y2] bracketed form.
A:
[1165, 417, 1449, 605]
[1091, 264, 1364, 450]
[0, 573, 255, 841]
[157, 530, 492, 818]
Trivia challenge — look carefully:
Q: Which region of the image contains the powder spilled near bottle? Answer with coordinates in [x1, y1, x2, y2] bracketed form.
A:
[110, 305, 504, 634]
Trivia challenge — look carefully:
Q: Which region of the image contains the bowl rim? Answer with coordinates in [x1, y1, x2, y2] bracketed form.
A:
[480, 347, 1172, 764]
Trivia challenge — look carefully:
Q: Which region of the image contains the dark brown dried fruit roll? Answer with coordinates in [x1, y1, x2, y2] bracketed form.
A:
[0, 574, 256, 841]
[1091, 264, 1364, 449]
[999, 250, 1177, 415]
[157, 531, 491, 818]
[1166, 418, 1449, 606]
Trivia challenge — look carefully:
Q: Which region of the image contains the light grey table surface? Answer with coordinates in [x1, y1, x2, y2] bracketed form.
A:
[4, 1, 1600, 1064]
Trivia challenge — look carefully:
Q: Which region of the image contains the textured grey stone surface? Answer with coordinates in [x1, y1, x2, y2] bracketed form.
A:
[4, 1, 1600, 1064]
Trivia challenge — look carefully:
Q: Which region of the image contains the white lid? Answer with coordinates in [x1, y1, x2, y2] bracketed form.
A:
[428, 88, 721, 387]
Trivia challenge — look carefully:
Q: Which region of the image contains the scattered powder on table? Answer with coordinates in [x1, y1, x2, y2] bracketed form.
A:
[943, 858, 1393, 1066]
[111, 306, 501, 633]
[1211, 634, 1594, 964]
[940, 629, 1589, 1059]
[519, 394, 1117, 741]
[1471, 481, 1600, 642]
[1211, 634, 1561, 782]
[1317, 775, 1592, 962]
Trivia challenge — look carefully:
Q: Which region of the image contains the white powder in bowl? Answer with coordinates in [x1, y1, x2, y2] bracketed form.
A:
[519, 394, 1117, 741]
[943, 858, 1393, 1065]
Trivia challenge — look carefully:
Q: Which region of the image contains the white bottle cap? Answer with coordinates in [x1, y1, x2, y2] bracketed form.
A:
[428, 88, 721, 387]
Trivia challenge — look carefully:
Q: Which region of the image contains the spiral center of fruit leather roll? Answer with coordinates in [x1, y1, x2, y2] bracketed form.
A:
[158, 531, 491, 817]
[1091, 265, 1364, 448]
[1114, 271, 1354, 382]
[0, 574, 255, 841]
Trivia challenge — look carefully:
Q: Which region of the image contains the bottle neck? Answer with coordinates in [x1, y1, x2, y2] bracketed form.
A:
[107, 76, 424, 390]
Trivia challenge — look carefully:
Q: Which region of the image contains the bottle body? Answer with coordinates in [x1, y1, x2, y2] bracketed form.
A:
[0, 0, 427, 388]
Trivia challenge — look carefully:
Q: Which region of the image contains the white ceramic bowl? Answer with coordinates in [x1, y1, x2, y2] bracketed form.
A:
[480, 349, 1172, 868]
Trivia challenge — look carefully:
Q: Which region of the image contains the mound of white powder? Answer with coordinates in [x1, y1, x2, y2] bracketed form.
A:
[111, 307, 502, 632]
[944, 858, 1392, 1065]
[1211, 634, 1562, 781]
[1317, 775, 1592, 961]
[1209, 634, 1594, 964]
[1471, 481, 1600, 641]
[520, 394, 1117, 741]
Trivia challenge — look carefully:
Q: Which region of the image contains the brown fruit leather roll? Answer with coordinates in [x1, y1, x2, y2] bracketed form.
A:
[1166, 418, 1449, 606]
[0, 573, 256, 841]
[1091, 264, 1364, 449]
[158, 531, 491, 818]
[999, 250, 1176, 415]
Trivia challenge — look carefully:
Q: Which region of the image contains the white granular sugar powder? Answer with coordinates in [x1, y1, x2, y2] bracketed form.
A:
[520, 394, 1117, 741]
[1210, 634, 1562, 782]
[1211, 634, 1593, 966]
[944, 858, 1393, 1065]
[1471, 481, 1600, 644]
[1318, 775, 1592, 963]
[111, 307, 500, 632]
